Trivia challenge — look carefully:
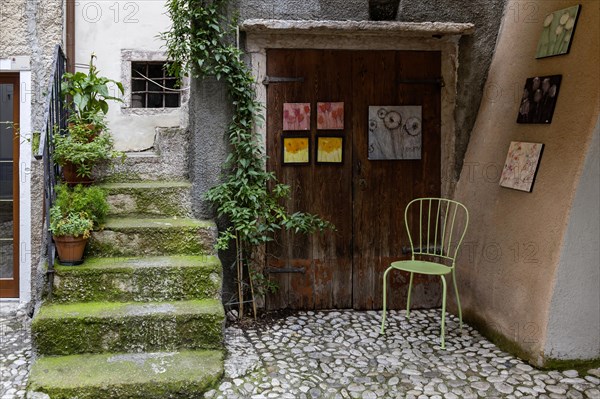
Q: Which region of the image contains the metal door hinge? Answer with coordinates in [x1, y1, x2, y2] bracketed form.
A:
[262, 76, 305, 86]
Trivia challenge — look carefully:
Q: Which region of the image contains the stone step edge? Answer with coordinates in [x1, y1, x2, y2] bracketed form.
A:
[27, 350, 223, 398]
[55, 255, 221, 272]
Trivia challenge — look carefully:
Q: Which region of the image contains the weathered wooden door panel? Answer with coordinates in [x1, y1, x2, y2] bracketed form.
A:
[265, 50, 441, 310]
[266, 50, 353, 310]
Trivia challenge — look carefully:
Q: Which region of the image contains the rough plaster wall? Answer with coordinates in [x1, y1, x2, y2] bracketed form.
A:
[453, 0, 600, 365]
[545, 117, 600, 360]
[0, 0, 63, 309]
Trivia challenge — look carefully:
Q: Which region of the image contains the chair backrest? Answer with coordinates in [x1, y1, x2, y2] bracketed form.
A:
[404, 198, 469, 267]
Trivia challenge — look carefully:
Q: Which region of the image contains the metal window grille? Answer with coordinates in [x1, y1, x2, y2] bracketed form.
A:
[131, 62, 180, 108]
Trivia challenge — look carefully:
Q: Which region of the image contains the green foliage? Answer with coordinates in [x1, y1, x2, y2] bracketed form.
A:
[49, 206, 93, 239]
[53, 128, 123, 178]
[54, 184, 109, 229]
[61, 54, 124, 123]
[162, 0, 333, 315]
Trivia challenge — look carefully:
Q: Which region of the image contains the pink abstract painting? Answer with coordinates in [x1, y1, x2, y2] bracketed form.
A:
[317, 102, 344, 130]
[283, 103, 310, 131]
[499, 142, 544, 192]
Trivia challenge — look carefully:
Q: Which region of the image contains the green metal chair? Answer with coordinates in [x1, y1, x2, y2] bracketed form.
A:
[380, 198, 469, 349]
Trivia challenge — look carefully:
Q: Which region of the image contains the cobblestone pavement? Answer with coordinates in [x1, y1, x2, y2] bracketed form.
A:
[1, 308, 599, 399]
[210, 309, 600, 399]
[0, 306, 32, 399]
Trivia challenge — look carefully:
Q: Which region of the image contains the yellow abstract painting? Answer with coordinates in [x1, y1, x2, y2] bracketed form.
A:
[283, 136, 310, 164]
[317, 136, 343, 163]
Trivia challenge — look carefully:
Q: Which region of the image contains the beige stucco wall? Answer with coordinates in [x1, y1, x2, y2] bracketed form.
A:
[453, 0, 599, 365]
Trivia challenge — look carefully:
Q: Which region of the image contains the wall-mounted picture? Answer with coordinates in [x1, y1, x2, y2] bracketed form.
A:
[368, 105, 422, 160]
[317, 102, 344, 130]
[536, 4, 580, 59]
[517, 75, 562, 124]
[283, 103, 310, 131]
[282, 135, 310, 165]
[316, 135, 344, 164]
[499, 141, 544, 192]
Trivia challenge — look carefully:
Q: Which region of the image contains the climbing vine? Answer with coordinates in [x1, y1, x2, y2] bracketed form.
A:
[162, 0, 332, 318]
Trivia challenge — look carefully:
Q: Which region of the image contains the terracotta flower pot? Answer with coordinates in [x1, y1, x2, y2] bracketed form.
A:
[53, 235, 88, 265]
[61, 161, 94, 187]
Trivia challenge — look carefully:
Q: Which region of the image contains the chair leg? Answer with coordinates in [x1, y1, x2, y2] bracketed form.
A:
[452, 269, 463, 329]
[406, 272, 414, 320]
[440, 275, 447, 349]
[380, 266, 392, 334]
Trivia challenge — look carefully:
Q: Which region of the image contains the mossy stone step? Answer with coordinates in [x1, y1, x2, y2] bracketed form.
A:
[27, 350, 223, 399]
[99, 181, 192, 218]
[88, 217, 216, 257]
[32, 299, 224, 356]
[52, 256, 222, 304]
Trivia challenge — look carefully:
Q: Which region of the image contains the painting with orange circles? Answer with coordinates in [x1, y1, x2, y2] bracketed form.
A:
[316, 136, 344, 164]
[317, 102, 344, 130]
[282, 135, 310, 165]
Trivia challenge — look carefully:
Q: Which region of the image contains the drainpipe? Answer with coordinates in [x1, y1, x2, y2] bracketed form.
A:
[66, 0, 75, 73]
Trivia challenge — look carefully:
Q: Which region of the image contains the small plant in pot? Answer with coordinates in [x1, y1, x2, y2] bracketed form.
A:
[50, 184, 109, 265]
[61, 53, 124, 129]
[50, 207, 93, 265]
[53, 128, 123, 186]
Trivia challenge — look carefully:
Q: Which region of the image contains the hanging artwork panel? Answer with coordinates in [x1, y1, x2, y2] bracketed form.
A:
[283, 103, 310, 131]
[536, 4, 581, 59]
[516, 75, 562, 124]
[282, 134, 310, 165]
[368, 105, 422, 160]
[316, 135, 344, 164]
[317, 102, 344, 130]
[499, 141, 544, 192]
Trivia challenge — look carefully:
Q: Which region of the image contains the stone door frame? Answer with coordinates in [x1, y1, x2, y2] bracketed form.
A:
[240, 19, 474, 197]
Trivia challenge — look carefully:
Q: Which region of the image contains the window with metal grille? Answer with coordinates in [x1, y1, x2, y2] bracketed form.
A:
[131, 62, 180, 108]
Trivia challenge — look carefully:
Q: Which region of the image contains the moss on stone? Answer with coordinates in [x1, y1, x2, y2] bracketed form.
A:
[99, 181, 193, 218]
[540, 357, 600, 375]
[53, 256, 222, 303]
[87, 218, 217, 257]
[32, 299, 225, 356]
[28, 350, 223, 399]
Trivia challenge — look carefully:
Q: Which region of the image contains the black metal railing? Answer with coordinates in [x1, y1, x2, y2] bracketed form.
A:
[35, 44, 67, 297]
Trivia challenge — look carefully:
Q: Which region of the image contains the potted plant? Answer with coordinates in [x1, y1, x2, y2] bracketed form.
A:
[61, 53, 124, 127]
[54, 184, 109, 228]
[50, 206, 93, 265]
[53, 129, 122, 185]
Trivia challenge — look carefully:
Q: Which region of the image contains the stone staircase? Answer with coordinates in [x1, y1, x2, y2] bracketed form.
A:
[27, 179, 225, 398]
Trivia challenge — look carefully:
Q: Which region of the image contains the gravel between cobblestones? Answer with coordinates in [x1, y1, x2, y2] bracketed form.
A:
[2, 308, 599, 399]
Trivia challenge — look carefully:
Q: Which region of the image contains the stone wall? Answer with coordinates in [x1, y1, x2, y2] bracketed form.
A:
[190, 0, 507, 307]
[0, 0, 64, 308]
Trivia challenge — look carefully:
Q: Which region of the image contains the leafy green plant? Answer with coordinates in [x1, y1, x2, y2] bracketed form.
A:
[54, 184, 109, 229]
[49, 206, 93, 239]
[163, 0, 333, 318]
[53, 129, 123, 178]
[61, 53, 124, 123]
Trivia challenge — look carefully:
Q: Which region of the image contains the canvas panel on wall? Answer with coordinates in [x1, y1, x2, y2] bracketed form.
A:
[536, 4, 580, 59]
[282, 135, 310, 165]
[316, 136, 344, 164]
[317, 102, 344, 130]
[283, 103, 310, 131]
[517, 75, 562, 124]
[368, 106, 422, 160]
[499, 141, 544, 192]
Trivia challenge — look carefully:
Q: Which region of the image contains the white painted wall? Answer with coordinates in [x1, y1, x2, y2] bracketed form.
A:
[545, 116, 600, 360]
[74, 0, 182, 151]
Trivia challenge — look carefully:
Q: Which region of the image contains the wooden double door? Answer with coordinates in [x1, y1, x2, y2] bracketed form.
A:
[266, 50, 441, 310]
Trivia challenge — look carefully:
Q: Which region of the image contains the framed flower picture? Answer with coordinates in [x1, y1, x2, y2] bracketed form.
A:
[283, 103, 310, 131]
[316, 135, 344, 164]
[499, 142, 544, 192]
[536, 5, 581, 59]
[317, 102, 344, 130]
[516, 75, 562, 124]
[282, 134, 310, 165]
